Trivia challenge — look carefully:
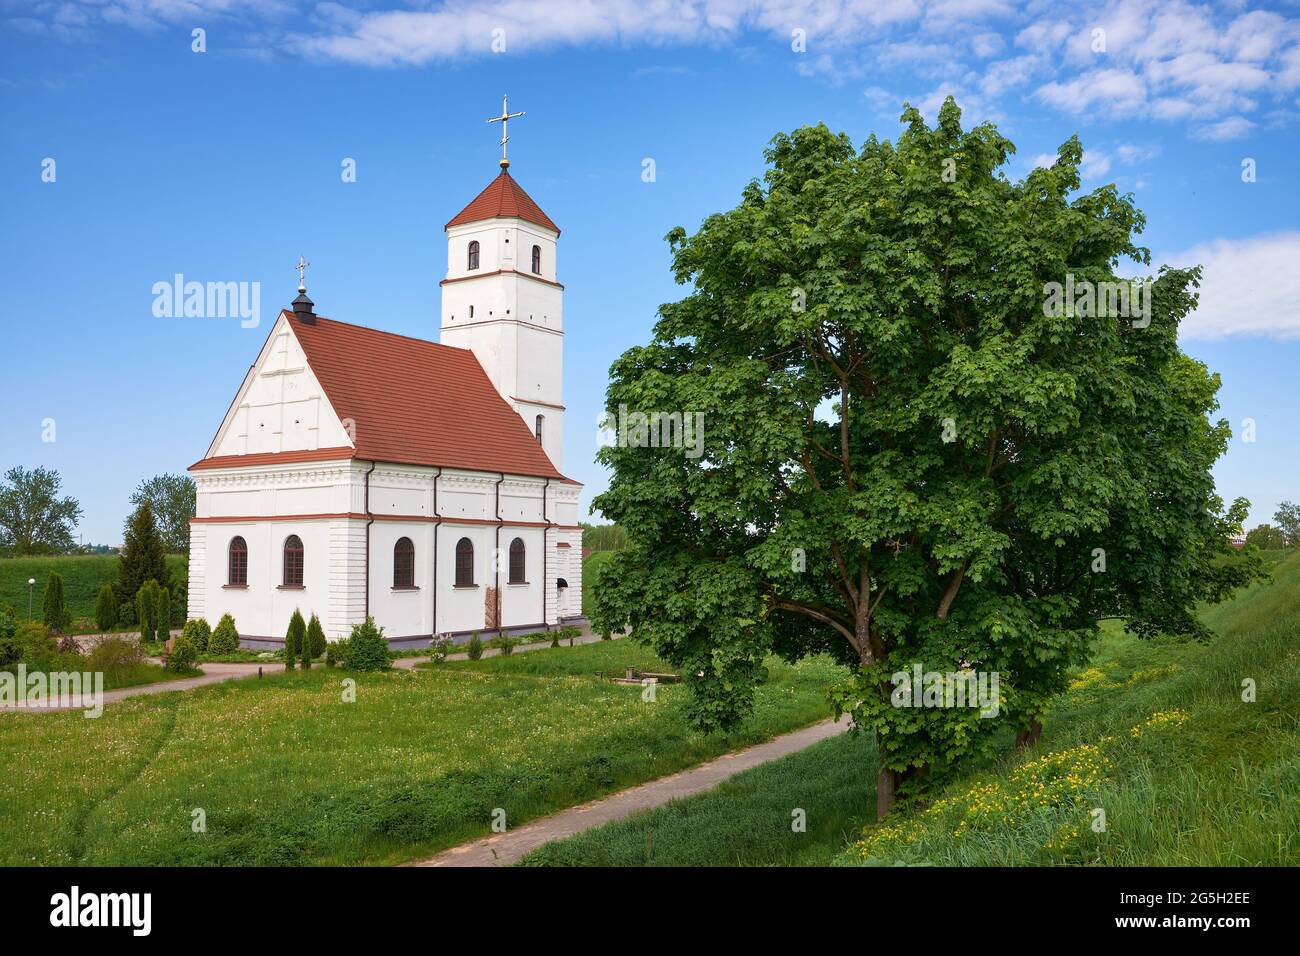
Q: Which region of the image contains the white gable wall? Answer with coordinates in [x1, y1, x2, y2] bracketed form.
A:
[209, 313, 354, 459]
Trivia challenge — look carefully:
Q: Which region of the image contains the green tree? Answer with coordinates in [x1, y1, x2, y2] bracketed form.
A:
[306, 613, 326, 660]
[155, 586, 170, 642]
[209, 614, 239, 654]
[345, 617, 391, 671]
[182, 617, 211, 654]
[1273, 501, 1300, 548]
[93, 583, 119, 632]
[118, 500, 168, 607]
[285, 609, 305, 670]
[130, 474, 196, 554]
[1245, 523, 1286, 550]
[589, 101, 1266, 819]
[135, 580, 161, 643]
[581, 523, 627, 552]
[41, 571, 69, 633]
[0, 466, 82, 556]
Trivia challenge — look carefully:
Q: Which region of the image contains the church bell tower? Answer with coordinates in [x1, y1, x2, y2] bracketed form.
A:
[439, 96, 565, 470]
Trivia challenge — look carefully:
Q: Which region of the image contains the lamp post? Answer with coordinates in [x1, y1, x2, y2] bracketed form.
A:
[27, 578, 36, 620]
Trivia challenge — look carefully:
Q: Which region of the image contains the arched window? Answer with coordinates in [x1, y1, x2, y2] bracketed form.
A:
[228, 536, 247, 586]
[393, 537, 415, 589]
[283, 534, 304, 587]
[508, 537, 526, 584]
[535, 414, 544, 444]
[454, 537, 474, 587]
[531, 244, 541, 274]
[467, 240, 480, 270]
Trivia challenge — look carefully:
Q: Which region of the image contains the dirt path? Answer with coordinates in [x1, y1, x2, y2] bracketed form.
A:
[409, 717, 852, 868]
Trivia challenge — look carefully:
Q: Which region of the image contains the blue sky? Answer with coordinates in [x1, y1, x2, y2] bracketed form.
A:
[1, 0, 1298, 544]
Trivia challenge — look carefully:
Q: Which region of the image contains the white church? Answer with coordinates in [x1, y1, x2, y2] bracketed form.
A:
[186, 101, 583, 649]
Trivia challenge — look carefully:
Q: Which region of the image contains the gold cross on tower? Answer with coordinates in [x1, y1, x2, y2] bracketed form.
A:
[295, 255, 310, 292]
[485, 94, 525, 169]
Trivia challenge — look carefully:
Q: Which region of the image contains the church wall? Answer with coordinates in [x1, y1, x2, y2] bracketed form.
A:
[210, 315, 354, 459]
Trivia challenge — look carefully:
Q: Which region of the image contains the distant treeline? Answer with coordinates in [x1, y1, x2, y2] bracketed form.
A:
[581, 523, 626, 552]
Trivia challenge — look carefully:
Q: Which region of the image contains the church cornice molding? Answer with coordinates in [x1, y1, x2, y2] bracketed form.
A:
[439, 268, 564, 291]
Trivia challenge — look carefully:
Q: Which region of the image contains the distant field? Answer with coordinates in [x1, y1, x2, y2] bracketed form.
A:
[0, 554, 187, 622]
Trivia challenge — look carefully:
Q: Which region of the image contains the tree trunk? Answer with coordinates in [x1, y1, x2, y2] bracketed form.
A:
[876, 765, 899, 821]
[1015, 717, 1043, 750]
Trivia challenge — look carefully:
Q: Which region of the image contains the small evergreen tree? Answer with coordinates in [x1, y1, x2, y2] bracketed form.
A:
[42, 572, 69, 633]
[118, 500, 168, 608]
[181, 617, 211, 654]
[166, 632, 197, 673]
[467, 632, 483, 661]
[135, 580, 161, 643]
[285, 609, 305, 670]
[306, 613, 326, 659]
[156, 586, 170, 642]
[209, 613, 239, 654]
[93, 583, 118, 632]
[345, 616, 391, 671]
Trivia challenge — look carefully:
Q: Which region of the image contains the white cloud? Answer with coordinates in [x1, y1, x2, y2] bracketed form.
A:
[1159, 233, 1300, 341]
[1037, 68, 1148, 115]
[1191, 115, 1256, 141]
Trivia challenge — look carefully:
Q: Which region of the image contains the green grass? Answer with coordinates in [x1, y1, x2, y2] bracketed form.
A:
[0, 554, 186, 630]
[522, 550, 1300, 867]
[0, 638, 845, 866]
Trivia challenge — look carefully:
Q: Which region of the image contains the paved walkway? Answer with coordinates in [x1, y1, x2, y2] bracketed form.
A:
[1, 625, 615, 713]
[409, 717, 851, 867]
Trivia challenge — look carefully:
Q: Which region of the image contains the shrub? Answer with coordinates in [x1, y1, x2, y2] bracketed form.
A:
[55, 634, 82, 656]
[209, 613, 239, 654]
[284, 609, 305, 670]
[428, 634, 452, 664]
[117, 600, 136, 628]
[42, 572, 70, 634]
[11, 622, 55, 670]
[306, 613, 326, 659]
[466, 633, 483, 661]
[136, 580, 162, 643]
[181, 618, 211, 654]
[496, 635, 516, 656]
[325, 639, 347, 667]
[344, 617, 390, 671]
[93, 583, 119, 633]
[87, 637, 146, 679]
[166, 633, 197, 673]
[550, 630, 561, 649]
[156, 586, 170, 642]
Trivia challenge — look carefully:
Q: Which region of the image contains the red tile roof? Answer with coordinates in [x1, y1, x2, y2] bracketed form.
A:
[192, 311, 575, 482]
[445, 170, 560, 234]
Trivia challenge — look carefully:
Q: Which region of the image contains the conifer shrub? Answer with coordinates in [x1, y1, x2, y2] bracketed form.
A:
[209, 613, 239, 654]
[93, 583, 119, 633]
[344, 617, 390, 671]
[42, 572, 70, 634]
[181, 618, 211, 655]
[306, 613, 326, 659]
[325, 639, 347, 667]
[466, 632, 483, 661]
[166, 632, 197, 673]
[285, 609, 305, 670]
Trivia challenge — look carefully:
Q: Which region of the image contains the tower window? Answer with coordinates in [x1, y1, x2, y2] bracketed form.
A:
[508, 537, 526, 584]
[469, 305, 474, 318]
[531, 244, 541, 274]
[228, 536, 247, 586]
[282, 534, 304, 587]
[393, 537, 415, 589]
[535, 414, 544, 444]
[455, 537, 474, 587]
[467, 240, 480, 270]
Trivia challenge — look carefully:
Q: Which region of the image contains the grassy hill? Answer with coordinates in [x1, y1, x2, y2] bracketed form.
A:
[0, 554, 187, 625]
[522, 549, 1300, 866]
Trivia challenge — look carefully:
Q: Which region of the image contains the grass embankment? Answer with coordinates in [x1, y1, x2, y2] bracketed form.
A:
[0, 638, 844, 866]
[0, 554, 187, 632]
[523, 550, 1300, 866]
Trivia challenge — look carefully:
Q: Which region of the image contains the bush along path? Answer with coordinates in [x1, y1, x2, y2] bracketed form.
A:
[1, 625, 612, 713]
